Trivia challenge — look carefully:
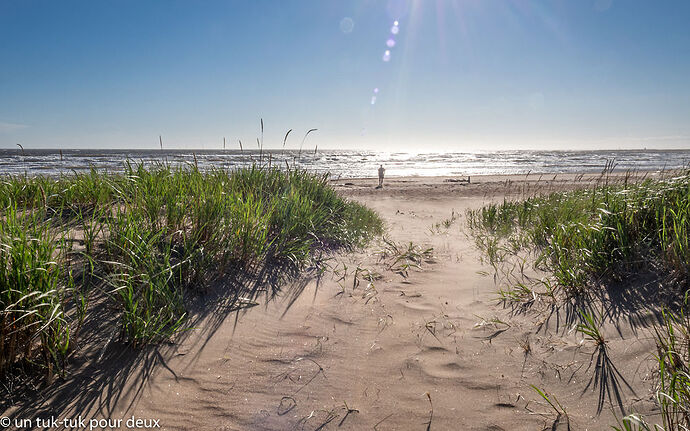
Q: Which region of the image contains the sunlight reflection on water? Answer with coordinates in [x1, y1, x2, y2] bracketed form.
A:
[2, 149, 688, 179]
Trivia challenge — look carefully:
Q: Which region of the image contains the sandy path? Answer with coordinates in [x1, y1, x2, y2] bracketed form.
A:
[135, 193, 543, 431]
[4, 174, 662, 430]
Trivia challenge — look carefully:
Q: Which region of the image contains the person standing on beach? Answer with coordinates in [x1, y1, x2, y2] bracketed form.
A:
[378, 164, 385, 187]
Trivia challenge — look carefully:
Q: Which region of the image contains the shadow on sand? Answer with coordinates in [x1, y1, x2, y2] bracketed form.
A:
[506, 270, 680, 417]
[535, 270, 682, 336]
[1, 259, 326, 427]
[562, 274, 682, 417]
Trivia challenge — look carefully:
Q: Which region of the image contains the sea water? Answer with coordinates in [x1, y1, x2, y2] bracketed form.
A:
[0, 149, 688, 178]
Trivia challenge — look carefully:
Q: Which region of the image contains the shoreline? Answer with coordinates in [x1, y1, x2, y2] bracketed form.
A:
[333, 169, 673, 182]
[331, 170, 675, 203]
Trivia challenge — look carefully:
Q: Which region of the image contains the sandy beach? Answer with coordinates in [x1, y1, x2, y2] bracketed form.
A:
[2, 172, 671, 430]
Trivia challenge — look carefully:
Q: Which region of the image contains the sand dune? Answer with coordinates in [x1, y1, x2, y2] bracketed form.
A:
[4, 173, 665, 430]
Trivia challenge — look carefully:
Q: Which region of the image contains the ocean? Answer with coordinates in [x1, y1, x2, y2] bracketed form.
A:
[0, 149, 688, 178]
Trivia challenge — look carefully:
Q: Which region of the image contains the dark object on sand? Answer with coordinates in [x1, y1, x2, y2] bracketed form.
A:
[444, 176, 471, 184]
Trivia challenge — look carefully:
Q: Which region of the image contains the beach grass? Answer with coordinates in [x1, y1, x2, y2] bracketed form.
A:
[467, 171, 690, 295]
[466, 170, 690, 429]
[0, 203, 72, 381]
[0, 162, 383, 376]
[653, 309, 690, 430]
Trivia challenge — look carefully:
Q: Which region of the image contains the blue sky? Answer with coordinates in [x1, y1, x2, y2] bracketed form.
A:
[1, 0, 689, 150]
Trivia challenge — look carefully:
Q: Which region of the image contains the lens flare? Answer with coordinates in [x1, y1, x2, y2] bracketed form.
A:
[339, 17, 354, 33]
[368, 18, 403, 105]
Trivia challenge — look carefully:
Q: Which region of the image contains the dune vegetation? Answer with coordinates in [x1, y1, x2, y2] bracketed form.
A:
[466, 170, 690, 430]
[0, 162, 383, 380]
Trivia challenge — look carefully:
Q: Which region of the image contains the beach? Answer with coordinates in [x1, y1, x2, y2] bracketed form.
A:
[5, 1, 690, 428]
[3, 172, 668, 430]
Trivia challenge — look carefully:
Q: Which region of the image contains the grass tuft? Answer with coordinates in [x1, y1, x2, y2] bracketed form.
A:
[1, 162, 383, 376]
[467, 170, 690, 429]
[467, 170, 690, 297]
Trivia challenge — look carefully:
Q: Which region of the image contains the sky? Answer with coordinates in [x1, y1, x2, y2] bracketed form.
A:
[1, 0, 689, 151]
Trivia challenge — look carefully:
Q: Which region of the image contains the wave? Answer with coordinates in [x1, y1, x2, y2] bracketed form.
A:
[0, 149, 687, 178]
